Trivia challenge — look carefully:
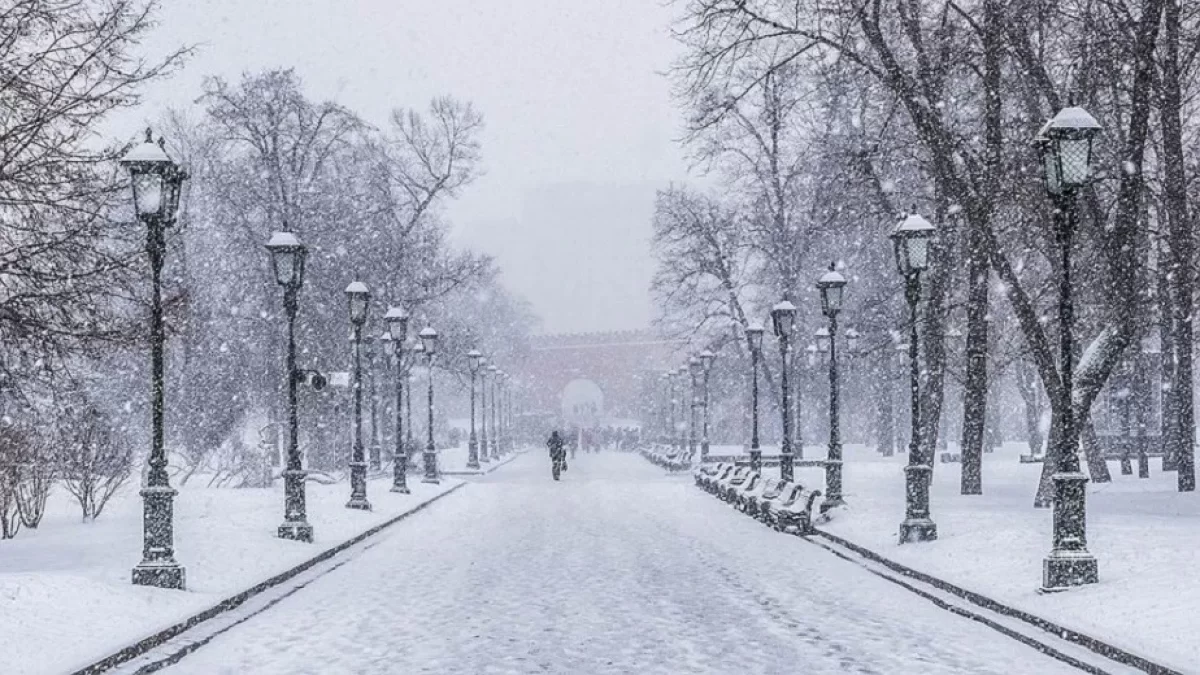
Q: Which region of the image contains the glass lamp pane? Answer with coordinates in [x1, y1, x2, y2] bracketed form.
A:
[349, 296, 367, 322]
[271, 249, 296, 286]
[908, 237, 930, 271]
[133, 174, 163, 216]
[1060, 137, 1092, 187]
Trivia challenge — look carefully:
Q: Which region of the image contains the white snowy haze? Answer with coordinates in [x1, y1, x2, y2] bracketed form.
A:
[114, 0, 691, 333]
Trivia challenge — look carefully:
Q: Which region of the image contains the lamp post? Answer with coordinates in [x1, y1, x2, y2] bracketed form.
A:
[124, 129, 188, 590]
[747, 323, 765, 472]
[406, 340, 421, 466]
[672, 367, 681, 451]
[384, 306, 410, 493]
[817, 263, 848, 509]
[659, 372, 671, 445]
[419, 326, 439, 483]
[478, 358, 490, 463]
[687, 357, 701, 459]
[365, 334, 382, 472]
[494, 370, 506, 456]
[892, 212, 937, 543]
[699, 350, 715, 460]
[1035, 105, 1102, 591]
[467, 349, 484, 470]
[487, 364, 500, 460]
[267, 232, 314, 542]
[345, 281, 372, 510]
[502, 371, 513, 453]
[771, 300, 797, 482]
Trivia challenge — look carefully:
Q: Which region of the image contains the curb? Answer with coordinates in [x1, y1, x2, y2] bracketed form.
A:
[810, 527, 1186, 675]
[71, 482, 469, 675]
[441, 449, 524, 476]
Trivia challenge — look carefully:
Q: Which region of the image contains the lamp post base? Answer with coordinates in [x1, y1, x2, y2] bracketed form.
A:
[898, 517, 938, 544]
[1041, 551, 1098, 592]
[132, 561, 186, 590]
[748, 449, 762, 473]
[346, 460, 371, 510]
[780, 453, 794, 482]
[422, 450, 439, 484]
[391, 456, 409, 493]
[823, 457, 844, 510]
[369, 444, 383, 473]
[278, 521, 314, 542]
[467, 440, 480, 470]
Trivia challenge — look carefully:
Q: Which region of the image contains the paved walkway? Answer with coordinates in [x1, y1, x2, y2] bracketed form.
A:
[163, 452, 1081, 674]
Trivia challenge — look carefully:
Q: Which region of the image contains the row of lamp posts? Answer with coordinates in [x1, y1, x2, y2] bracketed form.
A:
[466, 351, 513, 470]
[660, 352, 715, 461]
[121, 128, 517, 591]
[703, 104, 1101, 591]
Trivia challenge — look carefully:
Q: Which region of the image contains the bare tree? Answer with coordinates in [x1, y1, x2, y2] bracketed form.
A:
[59, 405, 133, 521]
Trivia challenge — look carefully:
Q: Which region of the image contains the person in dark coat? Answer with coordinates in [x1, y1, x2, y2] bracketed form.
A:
[547, 430, 567, 480]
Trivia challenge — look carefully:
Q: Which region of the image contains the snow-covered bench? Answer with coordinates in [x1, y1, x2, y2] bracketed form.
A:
[718, 467, 755, 502]
[730, 473, 762, 511]
[700, 464, 736, 493]
[772, 485, 824, 536]
[743, 478, 786, 520]
[694, 462, 728, 488]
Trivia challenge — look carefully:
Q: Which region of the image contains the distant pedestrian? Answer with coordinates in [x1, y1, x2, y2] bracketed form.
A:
[547, 430, 567, 480]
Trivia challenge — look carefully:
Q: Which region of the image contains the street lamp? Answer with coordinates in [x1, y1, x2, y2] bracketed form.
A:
[846, 328, 861, 355]
[1036, 105, 1101, 591]
[487, 364, 500, 460]
[345, 281, 372, 510]
[771, 299, 797, 482]
[746, 323, 765, 472]
[384, 305, 410, 493]
[667, 371, 678, 451]
[687, 357, 702, 459]
[478, 357, 490, 463]
[495, 369, 507, 456]
[267, 231, 314, 542]
[503, 371, 514, 453]
[419, 326, 440, 483]
[660, 372, 672, 445]
[677, 365, 689, 454]
[365, 332, 382, 472]
[467, 349, 484, 469]
[406, 340, 422, 466]
[817, 263, 848, 509]
[699, 350, 715, 460]
[124, 129, 188, 590]
[891, 212, 937, 543]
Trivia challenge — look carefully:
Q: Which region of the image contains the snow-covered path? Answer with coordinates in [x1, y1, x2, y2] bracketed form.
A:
[164, 452, 1080, 675]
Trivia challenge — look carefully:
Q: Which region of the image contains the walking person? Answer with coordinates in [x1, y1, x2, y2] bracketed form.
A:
[548, 430, 567, 481]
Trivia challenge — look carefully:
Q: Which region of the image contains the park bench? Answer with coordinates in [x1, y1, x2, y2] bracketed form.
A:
[695, 462, 727, 487]
[719, 467, 755, 502]
[731, 473, 762, 511]
[702, 464, 737, 493]
[712, 465, 746, 500]
[744, 478, 786, 520]
[759, 483, 804, 527]
[773, 485, 823, 536]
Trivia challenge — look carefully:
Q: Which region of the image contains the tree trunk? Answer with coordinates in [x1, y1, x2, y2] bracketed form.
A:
[1161, 0, 1195, 491]
[1015, 362, 1044, 457]
[961, 257, 989, 494]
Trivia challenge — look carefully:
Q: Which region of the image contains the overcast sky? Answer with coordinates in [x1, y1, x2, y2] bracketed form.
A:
[120, 0, 692, 334]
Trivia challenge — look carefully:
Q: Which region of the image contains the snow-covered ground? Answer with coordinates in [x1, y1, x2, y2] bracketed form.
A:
[0, 472, 461, 675]
[160, 452, 1077, 674]
[438, 444, 521, 474]
[755, 441, 1199, 671]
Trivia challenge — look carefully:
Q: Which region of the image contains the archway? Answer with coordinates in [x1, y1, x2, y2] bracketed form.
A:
[561, 378, 604, 427]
